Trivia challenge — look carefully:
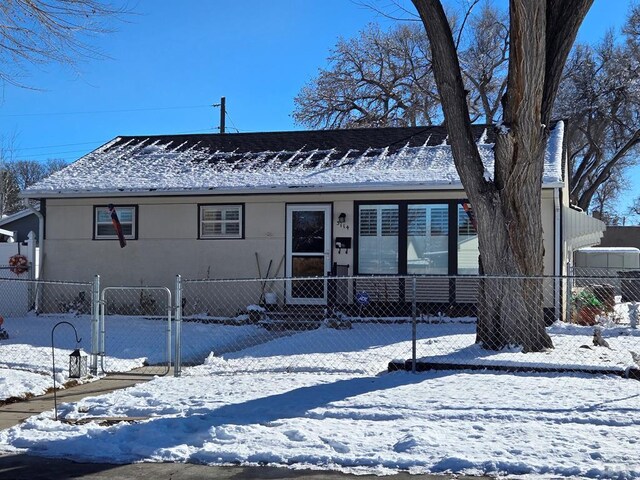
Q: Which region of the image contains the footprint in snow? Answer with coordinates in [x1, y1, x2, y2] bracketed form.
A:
[320, 436, 350, 453]
[393, 435, 418, 453]
[283, 430, 306, 442]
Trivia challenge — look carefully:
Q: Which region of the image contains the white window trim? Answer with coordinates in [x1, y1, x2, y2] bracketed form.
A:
[94, 206, 136, 240]
[199, 204, 243, 239]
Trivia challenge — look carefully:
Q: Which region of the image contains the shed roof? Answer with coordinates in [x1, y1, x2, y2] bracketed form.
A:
[23, 122, 565, 197]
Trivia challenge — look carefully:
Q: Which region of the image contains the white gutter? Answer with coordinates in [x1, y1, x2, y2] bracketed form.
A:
[21, 182, 567, 199]
[25, 201, 44, 279]
[554, 188, 561, 321]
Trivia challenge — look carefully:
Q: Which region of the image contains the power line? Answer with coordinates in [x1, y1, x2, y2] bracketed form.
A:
[15, 149, 92, 159]
[11, 127, 219, 160]
[224, 110, 242, 133]
[13, 140, 108, 152]
[0, 104, 212, 118]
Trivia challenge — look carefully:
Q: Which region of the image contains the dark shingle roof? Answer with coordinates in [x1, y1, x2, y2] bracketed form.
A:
[23, 124, 564, 197]
[113, 125, 467, 155]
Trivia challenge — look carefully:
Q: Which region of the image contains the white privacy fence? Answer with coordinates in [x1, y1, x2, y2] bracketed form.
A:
[0, 232, 39, 317]
[0, 272, 638, 381]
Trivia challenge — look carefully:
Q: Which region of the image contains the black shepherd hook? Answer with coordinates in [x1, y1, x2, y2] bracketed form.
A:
[51, 321, 82, 421]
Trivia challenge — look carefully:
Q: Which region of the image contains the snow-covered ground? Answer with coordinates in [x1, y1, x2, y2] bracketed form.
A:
[0, 312, 639, 478]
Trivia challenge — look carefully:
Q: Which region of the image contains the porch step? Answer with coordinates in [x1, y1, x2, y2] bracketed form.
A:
[259, 306, 327, 331]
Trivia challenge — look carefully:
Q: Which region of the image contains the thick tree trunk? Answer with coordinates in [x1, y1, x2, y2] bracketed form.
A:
[413, 0, 591, 352]
[474, 2, 552, 351]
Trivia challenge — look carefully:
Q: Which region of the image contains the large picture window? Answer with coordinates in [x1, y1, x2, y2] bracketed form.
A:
[356, 200, 479, 276]
[358, 205, 399, 274]
[407, 204, 449, 274]
[199, 204, 243, 239]
[94, 206, 136, 240]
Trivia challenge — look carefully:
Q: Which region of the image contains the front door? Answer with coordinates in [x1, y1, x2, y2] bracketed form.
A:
[286, 204, 332, 304]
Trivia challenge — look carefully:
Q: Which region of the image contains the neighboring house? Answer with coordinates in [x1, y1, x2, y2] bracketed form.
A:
[0, 206, 40, 244]
[599, 226, 640, 250]
[21, 122, 605, 314]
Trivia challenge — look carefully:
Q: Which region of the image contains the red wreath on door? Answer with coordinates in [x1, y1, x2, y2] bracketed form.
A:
[8, 254, 28, 275]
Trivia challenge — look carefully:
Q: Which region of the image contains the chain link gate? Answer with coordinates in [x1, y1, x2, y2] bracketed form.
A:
[98, 285, 172, 376]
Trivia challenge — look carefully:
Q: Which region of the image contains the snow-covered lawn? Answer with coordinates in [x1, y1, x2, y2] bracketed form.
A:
[0, 312, 639, 478]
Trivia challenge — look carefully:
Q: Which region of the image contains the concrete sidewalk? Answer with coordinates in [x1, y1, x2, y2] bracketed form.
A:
[0, 372, 152, 430]
[0, 453, 482, 480]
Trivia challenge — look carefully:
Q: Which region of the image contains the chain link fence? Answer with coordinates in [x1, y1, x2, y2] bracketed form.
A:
[0, 277, 94, 387]
[1, 269, 638, 389]
[177, 276, 415, 376]
[177, 273, 640, 378]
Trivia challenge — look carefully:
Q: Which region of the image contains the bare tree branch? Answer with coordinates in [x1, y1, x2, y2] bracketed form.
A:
[0, 0, 131, 88]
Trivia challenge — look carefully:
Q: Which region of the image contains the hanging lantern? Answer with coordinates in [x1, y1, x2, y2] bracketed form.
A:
[69, 349, 88, 379]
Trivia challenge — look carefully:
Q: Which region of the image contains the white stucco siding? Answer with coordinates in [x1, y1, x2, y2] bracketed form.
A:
[541, 190, 556, 276]
[42, 189, 560, 288]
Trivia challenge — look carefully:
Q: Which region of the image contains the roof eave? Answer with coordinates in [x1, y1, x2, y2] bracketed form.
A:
[21, 181, 566, 199]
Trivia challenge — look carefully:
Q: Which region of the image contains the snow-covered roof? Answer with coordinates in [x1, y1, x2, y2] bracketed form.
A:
[0, 204, 39, 226]
[23, 122, 565, 197]
[577, 247, 640, 254]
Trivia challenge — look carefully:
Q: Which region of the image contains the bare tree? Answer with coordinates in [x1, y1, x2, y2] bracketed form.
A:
[0, 138, 67, 214]
[0, 136, 19, 216]
[459, 2, 509, 124]
[590, 173, 627, 225]
[412, 0, 592, 352]
[0, 0, 129, 87]
[294, 3, 509, 130]
[293, 23, 438, 128]
[8, 158, 65, 191]
[555, 6, 640, 213]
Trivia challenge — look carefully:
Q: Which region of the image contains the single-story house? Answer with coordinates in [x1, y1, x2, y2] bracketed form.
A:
[21, 122, 605, 315]
[599, 226, 640, 250]
[0, 205, 41, 243]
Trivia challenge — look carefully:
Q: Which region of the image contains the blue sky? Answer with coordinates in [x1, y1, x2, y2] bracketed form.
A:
[0, 0, 637, 214]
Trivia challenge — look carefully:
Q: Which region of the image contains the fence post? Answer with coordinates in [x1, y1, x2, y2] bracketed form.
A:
[630, 302, 638, 329]
[411, 276, 417, 373]
[566, 261, 573, 323]
[174, 275, 182, 377]
[90, 274, 100, 375]
[27, 231, 36, 276]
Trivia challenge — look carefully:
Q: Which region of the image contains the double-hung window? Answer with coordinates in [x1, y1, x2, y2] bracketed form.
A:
[94, 205, 137, 240]
[199, 204, 243, 239]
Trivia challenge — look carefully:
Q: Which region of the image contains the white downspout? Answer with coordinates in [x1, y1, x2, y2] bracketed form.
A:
[554, 188, 562, 321]
[25, 200, 44, 279]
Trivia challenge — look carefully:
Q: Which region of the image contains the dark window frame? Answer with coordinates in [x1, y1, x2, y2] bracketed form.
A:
[355, 199, 471, 276]
[93, 205, 138, 241]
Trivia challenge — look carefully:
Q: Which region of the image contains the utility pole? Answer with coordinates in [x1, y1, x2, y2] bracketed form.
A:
[220, 96, 226, 134]
[213, 97, 226, 134]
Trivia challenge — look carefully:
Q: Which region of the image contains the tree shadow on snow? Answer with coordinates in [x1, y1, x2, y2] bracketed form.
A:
[17, 371, 436, 462]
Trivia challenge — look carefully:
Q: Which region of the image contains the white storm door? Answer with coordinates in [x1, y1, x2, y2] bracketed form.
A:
[286, 204, 332, 305]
